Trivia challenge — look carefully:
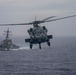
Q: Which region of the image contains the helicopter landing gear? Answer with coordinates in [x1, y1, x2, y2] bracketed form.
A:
[47, 41, 50, 46]
[30, 43, 33, 49]
[39, 43, 41, 49]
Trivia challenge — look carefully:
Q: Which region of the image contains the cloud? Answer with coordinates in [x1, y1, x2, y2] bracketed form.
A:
[0, 0, 76, 14]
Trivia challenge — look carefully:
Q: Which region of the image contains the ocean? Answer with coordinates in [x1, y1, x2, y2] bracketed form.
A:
[0, 36, 76, 75]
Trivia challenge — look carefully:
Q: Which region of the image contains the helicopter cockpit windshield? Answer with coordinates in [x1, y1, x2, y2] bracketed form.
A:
[28, 26, 47, 39]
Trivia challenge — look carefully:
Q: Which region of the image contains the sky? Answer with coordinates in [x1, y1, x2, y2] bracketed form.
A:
[0, 0, 76, 37]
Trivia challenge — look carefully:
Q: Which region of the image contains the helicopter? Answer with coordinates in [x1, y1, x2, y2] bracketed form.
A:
[0, 15, 76, 49]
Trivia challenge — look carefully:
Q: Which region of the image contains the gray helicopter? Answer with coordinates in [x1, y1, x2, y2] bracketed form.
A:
[0, 15, 76, 49]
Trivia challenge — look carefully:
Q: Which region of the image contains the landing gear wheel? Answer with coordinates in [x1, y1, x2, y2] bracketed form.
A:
[47, 41, 50, 46]
[39, 43, 41, 49]
[30, 44, 33, 49]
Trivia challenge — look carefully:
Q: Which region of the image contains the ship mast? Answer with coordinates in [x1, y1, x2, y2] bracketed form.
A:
[3, 28, 12, 39]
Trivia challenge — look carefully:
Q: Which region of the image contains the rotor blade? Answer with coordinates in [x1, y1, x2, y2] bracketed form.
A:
[0, 22, 32, 26]
[44, 15, 76, 22]
[42, 16, 56, 21]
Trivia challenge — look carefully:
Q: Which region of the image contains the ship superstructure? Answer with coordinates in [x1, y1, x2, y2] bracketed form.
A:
[0, 28, 19, 51]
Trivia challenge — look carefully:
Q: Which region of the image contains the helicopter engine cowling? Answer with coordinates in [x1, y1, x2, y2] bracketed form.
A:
[42, 26, 48, 33]
[28, 28, 34, 38]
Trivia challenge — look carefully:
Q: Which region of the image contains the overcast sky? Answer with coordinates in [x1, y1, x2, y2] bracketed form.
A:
[0, 0, 76, 37]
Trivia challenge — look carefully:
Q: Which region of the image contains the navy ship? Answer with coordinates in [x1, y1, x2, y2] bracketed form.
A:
[0, 28, 19, 51]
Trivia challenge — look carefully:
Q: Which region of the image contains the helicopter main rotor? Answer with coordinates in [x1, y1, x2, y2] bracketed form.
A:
[0, 15, 76, 26]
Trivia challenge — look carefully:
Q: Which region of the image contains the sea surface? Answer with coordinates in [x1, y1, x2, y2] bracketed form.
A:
[0, 36, 76, 75]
